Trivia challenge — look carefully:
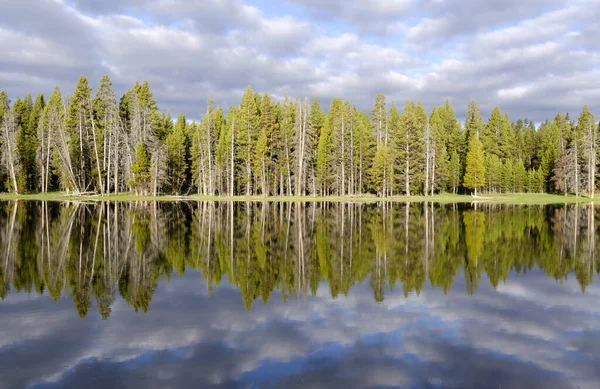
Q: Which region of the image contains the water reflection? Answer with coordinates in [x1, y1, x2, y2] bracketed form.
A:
[2, 201, 600, 389]
[0, 201, 598, 317]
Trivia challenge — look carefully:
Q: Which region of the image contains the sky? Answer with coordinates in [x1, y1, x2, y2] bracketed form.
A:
[0, 0, 599, 122]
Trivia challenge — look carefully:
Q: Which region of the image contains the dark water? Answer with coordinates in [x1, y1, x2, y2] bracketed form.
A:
[0, 201, 599, 389]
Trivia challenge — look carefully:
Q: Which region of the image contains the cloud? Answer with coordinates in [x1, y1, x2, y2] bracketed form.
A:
[1, 268, 600, 389]
[0, 0, 598, 123]
[287, 0, 414, 34]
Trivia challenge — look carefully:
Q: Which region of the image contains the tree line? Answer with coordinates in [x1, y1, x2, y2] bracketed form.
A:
[0, 201, 598, 317]
[0, 75, 598, 196]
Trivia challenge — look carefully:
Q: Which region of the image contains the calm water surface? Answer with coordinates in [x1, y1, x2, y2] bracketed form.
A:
[0, 201, 599, 389]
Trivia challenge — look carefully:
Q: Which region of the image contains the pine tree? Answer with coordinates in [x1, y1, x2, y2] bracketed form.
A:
[538, 119, 561, 188]
[513, 159, 527, 193]
[501, 160, 514, 193]
[0, 91, 8, 123]
[354, 111, 374, 195]
[65, 76, 93, 192]
[293, 97, 310, 196]
[307, 98, 325, 195]
[165, 114, 188, 194]
[254, 93, 277, 195]
[17, 94, 44, 191]
[316, 118, 332, 195]
[370, 94, 388, 195]
[439, 100, 462, 157]
[429, 107, 444, 194]
[237, 86, 260, 195]
[552, 150, 567, 194]
[464, 101, 484, 145]
[93, 75, 117, 194]
[484, 154, 502, 193]
[464, 135, 486, 196]
[396, 101, 425, 195]
[482, 107, 502, 157]
[130, 143, 151, 195]
[577, 105, 597, 198]
[499, 113, 516, 160]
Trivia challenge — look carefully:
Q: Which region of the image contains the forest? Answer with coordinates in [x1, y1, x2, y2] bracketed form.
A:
[0, 75, 598, 197]
[0, 201, 597, 317]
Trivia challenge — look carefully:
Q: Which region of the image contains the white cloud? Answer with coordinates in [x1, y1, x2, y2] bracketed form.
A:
[0, 0, 598, 122]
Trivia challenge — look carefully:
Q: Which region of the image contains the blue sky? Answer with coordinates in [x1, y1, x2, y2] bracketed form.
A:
[0, 0, 598, 122]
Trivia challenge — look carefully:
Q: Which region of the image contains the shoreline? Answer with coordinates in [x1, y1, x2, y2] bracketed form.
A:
[0, 193, 597, 204]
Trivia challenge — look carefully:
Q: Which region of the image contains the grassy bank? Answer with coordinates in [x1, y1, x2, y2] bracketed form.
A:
[0, 192, 597, 204]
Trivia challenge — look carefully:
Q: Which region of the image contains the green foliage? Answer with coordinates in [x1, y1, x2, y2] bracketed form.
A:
[16, 94, 44, 192]
[130, 143, 151, 194]
[2, 201, 599, 317]
[464, 136, 486, 193]
[3, 77, 600, 198]
[166, 114, 188, 194]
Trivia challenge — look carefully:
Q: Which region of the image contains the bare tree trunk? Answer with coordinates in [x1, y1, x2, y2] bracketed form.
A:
[424, 123, 430, 196]
[589, 129, 596, 199]
[341, 112, 345, 196]
[44, 125, 51, 192]
[3, 112, 19, 194]
[350, 118, 355, 196]
[359, 142, 363, 195]
[207, 104, 214, 196]
[575, 141, 579, 197]
[153, 155, 158, 197]
[88, 103, 104, 195]
[78, 111, 86, 191]
[431, 151, 436, 196]
[230, 113, 235, 197]
[405, 143, 410, 196]
[114, 117, 119, 195]
[296, 100, 306, 196]
[285, 137, 292, 196]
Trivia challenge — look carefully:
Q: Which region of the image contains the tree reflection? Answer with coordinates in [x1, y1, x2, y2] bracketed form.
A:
[0, 200, 599, 317]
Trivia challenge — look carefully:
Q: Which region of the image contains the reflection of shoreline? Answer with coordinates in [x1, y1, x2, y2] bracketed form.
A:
[0, 201, 598, 317]
[1, 193, 600, 204]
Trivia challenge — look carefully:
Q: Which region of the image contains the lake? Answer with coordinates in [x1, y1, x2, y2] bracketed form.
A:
[0, 201, 599, 389]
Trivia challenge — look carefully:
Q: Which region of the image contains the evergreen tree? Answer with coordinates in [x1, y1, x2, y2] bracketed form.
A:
[370, 94, 388, 195]
[464, 135, 486, 195]
[1, 77, 599, 198]
[316, 116, 333, 195]
[254, 93, 277, 195]
[237, 86, 260, 195]
[166, 114, 188, 194]
[93, 75, 117, 194]
[449, 151, 461, 194]
[482, 107, 502, 157]
[130, 143, 151, 195]
[484, 154, 502, 193]
[15, 94, 43, 191]
[576, 105, 597, 197]
[552, 150, 567, 194]
[307, 98, 325, 195]
[464, 101, 484, 144]
[65, 76, 93, 192]
[396, 101, 425, 195]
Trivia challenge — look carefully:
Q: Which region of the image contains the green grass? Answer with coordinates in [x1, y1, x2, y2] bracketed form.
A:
[0, 192, 597, 204]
